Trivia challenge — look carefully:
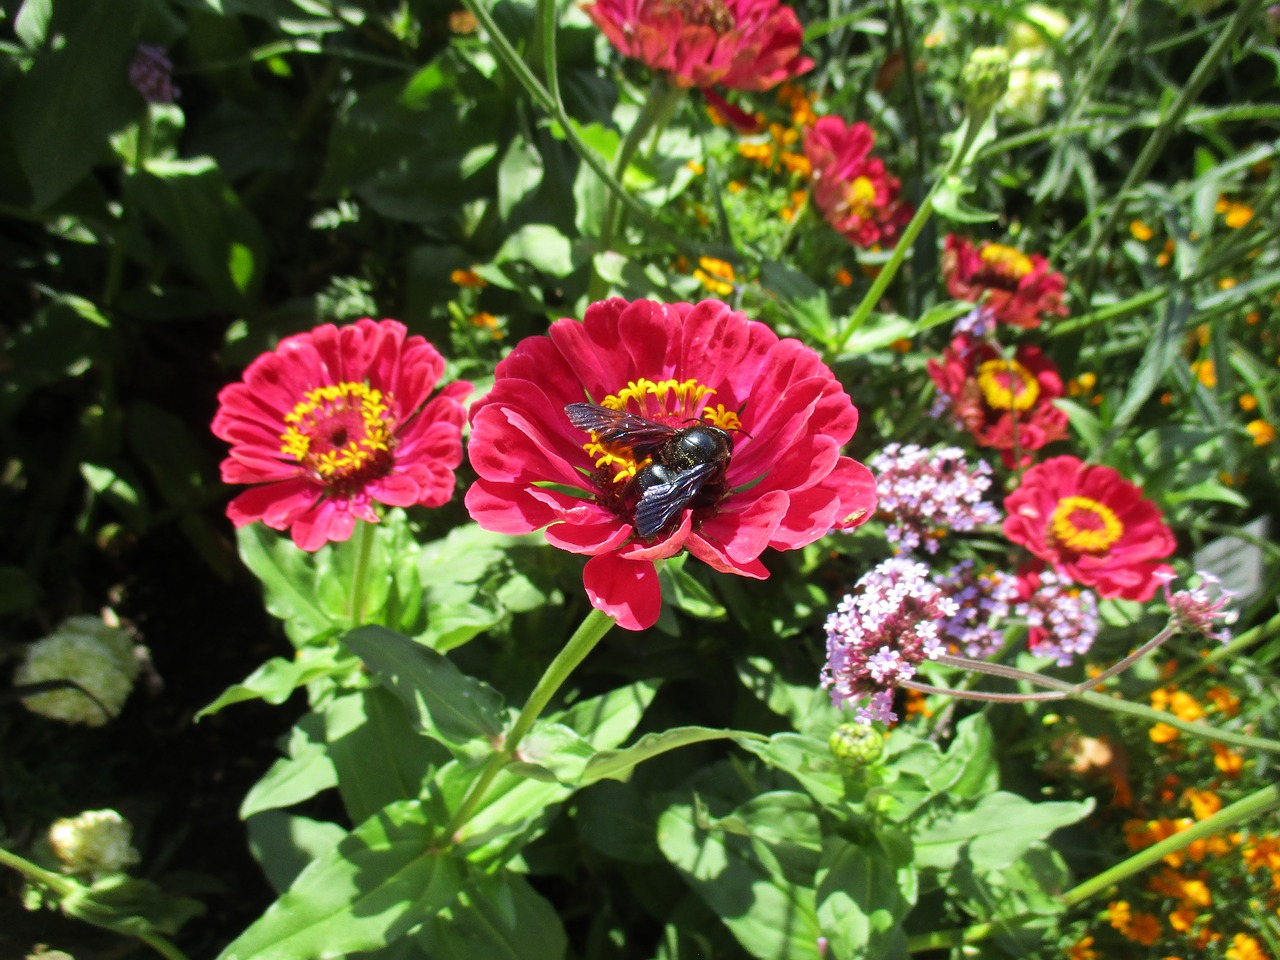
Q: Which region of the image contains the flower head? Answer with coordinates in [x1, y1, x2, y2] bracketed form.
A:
[583, 0, 813, 92]
[927, 334, 1069, 466]
[128, 44, 179, 103]
[943, 234, 1068, 329]
[1003, 456, 1176, 601]
[822, 558, 958, 724]
[1014, 565, 1099, 665]
[465, 298, 877, 631]
[49, 810, 140, 878]
[868, 443, 1001, 553]
[1155, 570, 1237, 644]
[212, 319, 471, 551]
[935, 560, 1019, 658]
[15, 617, 140, 726]
[804, 116, 913, 249]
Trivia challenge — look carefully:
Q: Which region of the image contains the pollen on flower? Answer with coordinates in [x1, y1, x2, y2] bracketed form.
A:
[280, 382, 396, 489]
[1050, 495, 1123, 553]
[977, 358, 1041, 411]
[980, 242, 1034, 277]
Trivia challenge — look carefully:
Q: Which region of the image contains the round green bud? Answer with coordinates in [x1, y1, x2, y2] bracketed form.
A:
[829, 723, 885, 768]
[960, 46, 1012, 114]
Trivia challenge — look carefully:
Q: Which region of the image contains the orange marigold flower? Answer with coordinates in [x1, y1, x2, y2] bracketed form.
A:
[1206, 686, 1241, 717]
[1240, 394, 1259, 411]
[1183, 787, 1223, 820]
[834, 267, 854, 287]
[1067, 934, 1099, 960]
[1223, 203, 1255, 229]
[1108, 899, 1133, 929]
[448, 10, 478, 33]
[1150, 722, 1180, 744]
[468, 312, 503, 339]
[1226, 933, 1268, 960]
[1243, 835, 1280, 872]
[1191, 359, 1217, 388]
[1246, 311, 1261, 325]
[1169, 690, 1204, 723]
[686, 159, 705, 175]
[727, 180, 746, 194]
[780, 151, 811, 176]
[1212, 742, 1244, 777]
[693, 257, 735, 296]
[1157, 239, 1176, 268]
[1126, 912, 1162, 946]
[1168, 905, 1198, 932]
[1219, 277, 1237, 290]
[1247, 420, 1276, 445]
[1131, 220, 1155, 241]
[451, 268, 487, 288]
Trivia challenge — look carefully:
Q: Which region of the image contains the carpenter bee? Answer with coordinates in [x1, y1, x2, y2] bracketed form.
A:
[565, 402, 735, 539]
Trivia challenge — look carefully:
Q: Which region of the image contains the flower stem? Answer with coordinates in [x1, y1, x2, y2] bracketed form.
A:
[348, 518, 376, 628]
[0, 847, 190, 960]
[446, 606, 617, 839]
[1062, 782, 1280, 908]
[828, 113, 989, 358]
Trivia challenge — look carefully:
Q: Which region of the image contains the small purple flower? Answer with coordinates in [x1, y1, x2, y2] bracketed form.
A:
[822, 558, 959, 724]
[934, 560, 1019, 658]
[1156, 570, 1237, 644]
[953, 305, 995, 337]
[128, 44, 179, 104]
[868, 443, 1001, 554]
[1014, 568, 1099, 666]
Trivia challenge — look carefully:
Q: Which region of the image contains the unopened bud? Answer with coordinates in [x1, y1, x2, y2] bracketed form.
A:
[829, 723, 885, 768]
[48, 810, 140, 878]
[960, 47, 1011, 115]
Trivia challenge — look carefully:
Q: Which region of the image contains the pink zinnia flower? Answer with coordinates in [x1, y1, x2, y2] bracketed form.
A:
[927, 334, 1069, 466]
[942, 234, 1068, 329]
[804, 116, 913, 248]
[1003, 456, 1176, 602]
[212, 319, 472, 552]
[465, 298, 878, 631]
[583, 0, 813, 92]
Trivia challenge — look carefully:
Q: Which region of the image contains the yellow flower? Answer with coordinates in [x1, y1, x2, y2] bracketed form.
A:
[1191, 359, 1217, 388]
[1067, 934, 1098, 960]
[686, 160, 705, 175]
[1206, 686, 1240, 716]
[1157, 239, 1176, 268]
[1183, 788, 1223, 821]
[1211, 741, 1244, 777]
[1219, 277, 1237, 290]
[1150, 721, 1179, 744]
[1240, 394, 1259, 411]
[1131, 220, 1154, 241]
[693, 257, 735, 296]
[467, 312, 503, 339]
[1223, 203, 1254, 229]
[1226, 933, 1268, 960]
[1247, 420, 1276, 446]
[1169, 690, 1204, 723]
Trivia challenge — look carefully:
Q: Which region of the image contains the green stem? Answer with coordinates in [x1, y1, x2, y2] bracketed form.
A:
[828, 113, 989, 358]
[1079, 0, 1265, 299]
[1169, 611, 1280, 689]
[1062, 782, 1280, 908]
[0, 847, 190, 960]
[1072, 687, 1280, 753]
[348, 518, 376, 628]
[446, 606, 617, 839]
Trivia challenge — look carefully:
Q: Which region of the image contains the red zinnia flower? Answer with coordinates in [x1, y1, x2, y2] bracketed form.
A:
[927, 334, 1069, 466]
[804, 116, 913, 249]
[1003, 456, 1176, 601]
[943, 234, 1068, 329]
[213, 319, 472, 552]
[465, 298, 877, 631]
[583, 0, 813, 92]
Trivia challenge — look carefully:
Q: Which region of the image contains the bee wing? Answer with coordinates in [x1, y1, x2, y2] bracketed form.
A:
[634, 462, 716, 539]
[564, 402, 676, 452]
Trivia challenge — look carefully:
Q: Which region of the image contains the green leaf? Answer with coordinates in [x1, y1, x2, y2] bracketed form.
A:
[62, 874, 204, 937]
[925, 714, 998, 799]
[343, 625, 507, 762]
[508, 722, 597, 784]
[1102, 293, 1190, 449]
[583, 727, 764, 787]
[658, 791, 823, 960]
[197, 648, 354, 719]
[1164, 479, 1248, 508]
[416, 865, 568, 960]
[126, 158, 267, 307]
[246, 812, 349, 895]
[218, 801, 463, 960]
[2, 0, 141, 208]
[760, 261, 834, 344]
[498, 135, 545, 221]
[914, 792, 1092, 874]
[947, 843, 1070, 954]
[816, 838, 913, 960]
[325, 688, 447, 823]
[240, 713, 338, 819]
[494, 224, 577, 278]
[1055, 398, 1104, 454]
[736, 656, 840, 738]
[932, 174, 999, 224]
[236, 526, 340, 647]
[736, 734, 846, 807]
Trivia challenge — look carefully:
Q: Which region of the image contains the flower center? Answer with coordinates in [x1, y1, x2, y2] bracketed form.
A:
[1049, 495, 1124, 553]
[280, 382, 396, 492]
[583, 377, 741, 483]
[844, 177, 878, 219]
[665, 0, 735, 32]
[976, 358, 1040, 411]
[980, 243, 1033, 278]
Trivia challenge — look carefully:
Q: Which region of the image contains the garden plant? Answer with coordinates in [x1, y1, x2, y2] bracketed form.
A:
[3, 0, 1280, 958]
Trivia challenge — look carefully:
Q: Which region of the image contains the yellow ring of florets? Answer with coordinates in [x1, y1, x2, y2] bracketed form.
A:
[977, 358, 1040, 412]
[280, 381, 394, 480]
[1050, 495, 1123, 553]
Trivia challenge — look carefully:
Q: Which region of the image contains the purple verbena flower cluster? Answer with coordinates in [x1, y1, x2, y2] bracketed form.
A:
[128, 44, 179, 104]
[869, 443, 1001, 554]
[1156, 570, 1237, 645]
[935, 560, 1019, 658]
[1015, 568, 1100, 666]
[822, 558, 959, 725]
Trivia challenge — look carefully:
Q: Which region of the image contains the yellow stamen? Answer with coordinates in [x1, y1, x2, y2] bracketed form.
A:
[1050, 495, 1123, 553]
[844, 177, 877, 218]
[980, 243, 1034, 277]
[977, 358, 1040, 411]
[280, 381, 396, 484]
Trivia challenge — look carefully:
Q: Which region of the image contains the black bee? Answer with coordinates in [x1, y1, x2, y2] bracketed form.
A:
[565, 402, 735, 539]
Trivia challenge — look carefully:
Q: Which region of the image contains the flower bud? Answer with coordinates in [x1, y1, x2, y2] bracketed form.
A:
[1009, 4, 1071, 54]
[15, 616, 140, 726]
[960, 47, 1012, 115]
[829, 723, 885, 768]
[48, 810, 140, 878]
